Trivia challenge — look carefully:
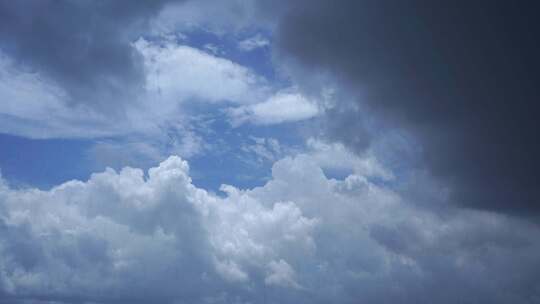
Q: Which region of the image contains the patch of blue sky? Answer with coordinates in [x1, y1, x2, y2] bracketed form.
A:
[0, 133, 93, 189]
[184, 102, 307, 191]
[0, 102, 310, 194]
[155, 31, 308, 191]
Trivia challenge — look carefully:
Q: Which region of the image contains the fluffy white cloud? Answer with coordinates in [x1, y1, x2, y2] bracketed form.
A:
[135, 38, 267, 108]
[0, 156, 316, 303]
[228, 91, 320, 126]
[0, 154, 539, 303]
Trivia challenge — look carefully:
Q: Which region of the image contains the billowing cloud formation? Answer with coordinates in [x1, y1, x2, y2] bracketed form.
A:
[271, 1, 540, 216]
[1, 154, 539, 303]
[2, 2, 540, 303]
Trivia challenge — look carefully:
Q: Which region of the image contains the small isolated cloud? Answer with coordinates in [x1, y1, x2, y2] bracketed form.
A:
[203, 43, 222, 55]
[228, 91, 319, 126]
[238, 34, 270, 51]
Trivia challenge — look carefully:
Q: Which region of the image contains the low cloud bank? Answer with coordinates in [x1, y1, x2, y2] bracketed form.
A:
[0, 155, 539, 303]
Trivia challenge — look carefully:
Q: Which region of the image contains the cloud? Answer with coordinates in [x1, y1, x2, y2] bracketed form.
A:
[135, 38, 268, 108]
[238, 34, 270, 51]
[241, 136, 285, 164]
[2, 3, 540, 302]
[151, 0, 281, 35]
[265, 259, 301, 289]
[0, 1, 279, 165]
[0, 156, 316, 303]
[0, 33, 279, 167]
[0, 35, 271, 138]
[0, 51, 125, 139]
[269, 0, 540, 217]
[305, 138, 394, 181]
[1, 154, 539, 303]
[0, 0, 174, 113]
[228, 91, 319, 126]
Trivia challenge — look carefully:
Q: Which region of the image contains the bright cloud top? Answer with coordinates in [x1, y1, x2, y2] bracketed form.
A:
[1, 154, 538, 303]
[136, 38, 267, 107]
[229, 91, 320, 126]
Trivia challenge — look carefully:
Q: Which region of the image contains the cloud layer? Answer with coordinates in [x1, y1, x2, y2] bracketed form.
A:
[1, 1, 540, 303]
[271, 0, 540, 217]
[1, 154, 539, 303]
[0, 0, 174, 112]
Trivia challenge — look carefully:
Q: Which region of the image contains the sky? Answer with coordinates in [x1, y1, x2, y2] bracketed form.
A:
[0, 1, 539, 303]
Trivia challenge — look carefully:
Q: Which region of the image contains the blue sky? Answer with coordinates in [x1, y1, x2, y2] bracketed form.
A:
[0, 133, 92, 188]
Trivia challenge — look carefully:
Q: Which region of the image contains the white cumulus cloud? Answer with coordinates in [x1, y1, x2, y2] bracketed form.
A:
[0, 154, 539, 303]
[228, 91, 320, 126]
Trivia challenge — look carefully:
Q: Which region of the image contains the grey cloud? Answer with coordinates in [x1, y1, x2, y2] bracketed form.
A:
[271, 0, 540, 217]
[0, 0, 174, 114]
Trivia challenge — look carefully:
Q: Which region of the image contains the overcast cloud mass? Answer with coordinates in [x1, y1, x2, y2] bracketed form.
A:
[274, 0, 540, 217]
[0, 1, 539, 303]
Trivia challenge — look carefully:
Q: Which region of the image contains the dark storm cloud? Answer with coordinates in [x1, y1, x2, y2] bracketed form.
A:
[274, 0, 540, 216]
[0, 0, 174, 113]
